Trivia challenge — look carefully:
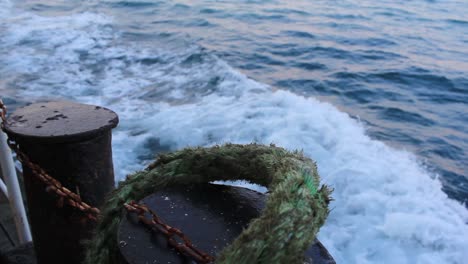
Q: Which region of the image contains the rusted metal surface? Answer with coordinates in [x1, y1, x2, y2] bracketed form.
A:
[1, 100, 118, 264]
[0, 99, 102, 221]
[118, 184, 336, 264]
[5, 141, 101, 221]
[3, 101, 118, 143]
[125, 201, 215, 264]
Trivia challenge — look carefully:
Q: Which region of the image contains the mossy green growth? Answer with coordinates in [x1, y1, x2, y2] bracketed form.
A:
[84, 143, 332, 264]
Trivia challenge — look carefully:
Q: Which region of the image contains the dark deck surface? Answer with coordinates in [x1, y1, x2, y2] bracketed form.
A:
[0, 167, 36, 264]
[0, 172, 19, 253]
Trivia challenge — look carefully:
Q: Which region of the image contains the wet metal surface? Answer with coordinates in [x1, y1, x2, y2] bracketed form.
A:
[3, 101, 118, 264]
[118, 184, 335, 264]
[4, 101, 118, 143]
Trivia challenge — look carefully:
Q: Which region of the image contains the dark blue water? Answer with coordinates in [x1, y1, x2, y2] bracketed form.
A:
[1, 0, 467, 263]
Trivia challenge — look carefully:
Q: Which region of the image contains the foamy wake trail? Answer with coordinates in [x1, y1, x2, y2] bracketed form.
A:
[1, 3, 467, 263]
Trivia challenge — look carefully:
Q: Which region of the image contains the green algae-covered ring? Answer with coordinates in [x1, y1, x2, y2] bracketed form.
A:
[85, 144, 332, 264]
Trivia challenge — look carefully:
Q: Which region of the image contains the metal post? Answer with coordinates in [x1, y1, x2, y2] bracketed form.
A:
[0, 118, 32, 244]
[3, 101, 119, 264]
[0, 178, 8, 198]
[117, 184, 336, 264]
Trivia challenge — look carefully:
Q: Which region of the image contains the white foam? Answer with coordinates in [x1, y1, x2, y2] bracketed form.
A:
[1, 4, 467, 263]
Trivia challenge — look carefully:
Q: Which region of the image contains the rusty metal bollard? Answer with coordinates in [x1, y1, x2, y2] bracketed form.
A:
[3, 101, 118, 264]
[118, 184, 336, 264]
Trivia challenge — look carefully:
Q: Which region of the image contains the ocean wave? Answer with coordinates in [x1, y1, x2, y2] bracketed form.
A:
[1, 2, 467, 264]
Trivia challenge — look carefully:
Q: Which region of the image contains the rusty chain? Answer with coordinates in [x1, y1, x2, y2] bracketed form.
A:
[1, 99, 212, 260]
[0, 98, 101, 221]
[124, 201, 215, 264]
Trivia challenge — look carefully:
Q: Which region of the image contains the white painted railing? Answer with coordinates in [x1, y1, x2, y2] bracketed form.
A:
[0, 119, 32, 243]
[0, 178, 8, 198]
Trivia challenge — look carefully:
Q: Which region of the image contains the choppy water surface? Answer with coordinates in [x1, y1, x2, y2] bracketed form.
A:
[0, 0, 467, 263]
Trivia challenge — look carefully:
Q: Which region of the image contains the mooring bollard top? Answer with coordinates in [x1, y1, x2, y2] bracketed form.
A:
[4, 101, 119, 143]
[118, 184, 336, 264]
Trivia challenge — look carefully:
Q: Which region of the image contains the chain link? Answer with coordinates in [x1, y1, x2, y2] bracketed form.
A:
[1, 99, 213, 259]
[0, 98, 100, 221]
[0, 99, 7, 130]
[124, 201, 215, 264]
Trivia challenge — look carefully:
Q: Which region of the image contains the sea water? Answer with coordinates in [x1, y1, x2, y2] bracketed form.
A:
[0, 0, 467, 263]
